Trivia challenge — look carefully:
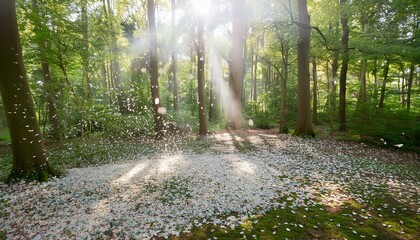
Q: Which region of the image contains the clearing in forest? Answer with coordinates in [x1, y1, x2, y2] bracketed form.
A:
[0, 130, 419, 239]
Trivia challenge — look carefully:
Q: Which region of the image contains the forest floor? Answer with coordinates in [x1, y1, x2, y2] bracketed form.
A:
[0, 129, 419, 239]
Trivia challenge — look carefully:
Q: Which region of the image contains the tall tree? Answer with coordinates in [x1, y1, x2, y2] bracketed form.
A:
[81, 0, 92, 100]
[171, 0, 179, 112]
[279, 39, 290, 133]
[378, 58, 390, 109]
[295, 0, 313, 136]
[338, 0, 350, 131]
[31, 0, 62, 142]
[0, 0, 54, 181]
[227, 0, 246, 129]
[312, 57, 318, 125]
[104, 0, 127, 114]
[148, 0, 164, 138]
[358, 58, 368, 107]
[406, 64, 415, 110]
[196, 13, 208, 135]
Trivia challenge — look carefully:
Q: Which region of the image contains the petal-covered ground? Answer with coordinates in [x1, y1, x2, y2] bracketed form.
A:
[1, 131, 419, 239]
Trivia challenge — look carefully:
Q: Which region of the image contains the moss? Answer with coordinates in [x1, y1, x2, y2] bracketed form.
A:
[6, 165, 58, 183]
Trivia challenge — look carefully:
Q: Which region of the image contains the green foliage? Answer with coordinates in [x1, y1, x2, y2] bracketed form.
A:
[349, 108, 420, 151]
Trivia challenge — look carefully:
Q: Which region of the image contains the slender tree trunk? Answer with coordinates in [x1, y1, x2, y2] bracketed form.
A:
[196, 16, 208, 135]
[279, 41, 289, 133]
[295, 0, 313, 136]
[209, 70, 215, 122]
[41, 62, 62, 142]
[81, 0, 91, 100]
[0, 0, 54, 181]
[373, 58, 378, 102]
[227, 0, 245, 129]
[378, 59, 389, 109]
[32, 0, 62, 142]
[339, 0, 350, 131]
[325, 59, 330, 112]
[399, 64, 405, 107]
[357, 58, 367, 112]
[407, 64, 414, 110]
[253, 43, 258, 101]
[148, 0, 164, 138]
[312, 57, 318, 125]
[330, 51, 339, 111]
[57, 52, 85, 137]
[104, 0, 127, 114]
[171, 0, 179, 112]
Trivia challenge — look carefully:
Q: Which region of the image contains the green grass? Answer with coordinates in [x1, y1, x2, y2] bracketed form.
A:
[164, 192, 419, 240]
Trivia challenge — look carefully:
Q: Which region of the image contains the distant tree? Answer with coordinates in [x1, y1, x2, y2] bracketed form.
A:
[279, 38, 290, 133]
[338, 0, 350, 131]
[406, 64, 415, 110]
[196, 14, 208, 135]
[171, 0, 179, 112]
[295, 0, 313, 136]
[227, 0, 246, 129]
[378, 58, 390, 109]
[148, 0, 164, 138]
[104, 0, 128, 114]
[0, 0, 54, 181]
[312, 57, 318, 125]
[31, 0, 62, 142]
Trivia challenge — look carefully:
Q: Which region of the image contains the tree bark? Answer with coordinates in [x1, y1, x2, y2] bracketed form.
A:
[41, 62, 62, 142]
[372, 57, 378, 102]
[279, 40, 289, 133]
[295, 0, 313, 136]
[312, 57, 318, 125]
[406, 64, 414, 110]
[0, 0, 54, 181]
[196, 16, 208, 135]
[227, 0, 245, 129]
[359, 58, 368, 104]
[81, 0, 91, 100]
[330, 51, 339, 112]
[148, 0, 164, 138]
[378, 58, 389, 109]
[339, 0, 350, 131]
[171, 0, 179, 112]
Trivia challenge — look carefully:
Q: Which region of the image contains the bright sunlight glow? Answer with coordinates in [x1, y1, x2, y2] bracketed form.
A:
[193, 0, 212, 17]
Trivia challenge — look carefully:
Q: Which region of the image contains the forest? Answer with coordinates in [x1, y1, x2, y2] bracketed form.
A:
[0, 0, 419, 239]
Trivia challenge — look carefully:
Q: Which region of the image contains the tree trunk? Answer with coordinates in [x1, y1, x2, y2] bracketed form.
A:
[279, 41, 288, 133]
[378, 59, 389, 109]
[406, 64, 414, 110]
[81, 0, 91, 100]
[357, 58, 367, 112]
[339, 0, 350, 131]
[312, 57, 318, 125]
[196, 16, 208, 135]
[373, 57, 378, 102]
[227, 0, 245, 129]
[253, 43, 258, 101]
[360, 58, 367, 104]
[209, 70, 215, 122]
[32, 0, 62, 142]
[399, 64, 405, 107]
[171, 0, 179, 112]
[330, 51, 339, 112]
[41, 62, 62, 142]
[148, 0, 164, 138]
[104, 0, 127, 114]
[295, 0, 313, 136]
[0, 0, 54, 181]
